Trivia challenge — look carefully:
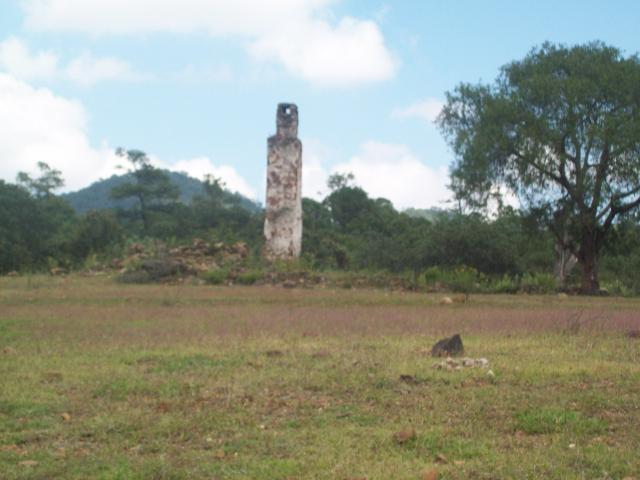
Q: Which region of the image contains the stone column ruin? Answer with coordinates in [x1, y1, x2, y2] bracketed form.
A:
[263, 103, 303, 261]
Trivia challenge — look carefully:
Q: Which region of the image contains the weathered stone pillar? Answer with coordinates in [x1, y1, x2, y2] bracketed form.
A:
[264, 103, 303, 261]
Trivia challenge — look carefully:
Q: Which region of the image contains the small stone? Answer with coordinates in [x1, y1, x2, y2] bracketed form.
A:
[568, 443, 576, 449]
[393, 428, 417, 444]
[399, 374, 420, 385]
[476, 358, 489, 368]
[626, 330, 640, 339]
[1, 444, 23, 454]
[439, 296, 454, 305]
[431, 334, 464, 357]
[435, 453, 449, 464]
[487, 369, 495, 378]
[423, 469, 439, 480]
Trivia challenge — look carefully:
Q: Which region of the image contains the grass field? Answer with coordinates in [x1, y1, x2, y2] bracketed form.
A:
[1, 275, 639, 479]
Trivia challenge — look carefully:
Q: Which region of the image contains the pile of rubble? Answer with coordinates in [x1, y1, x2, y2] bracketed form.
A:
[433, 357, 489, 371]
[167, 239, 248, 274]
[114, 239, 249, 282]
[261, 270, 325, 288]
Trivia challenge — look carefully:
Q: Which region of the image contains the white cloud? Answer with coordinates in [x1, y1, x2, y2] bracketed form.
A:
[21, 0, 397, 87]
[248, 17, 396, 87]
[0, 73, 119, 191]
[332, 141, 451, 209]
[392, 98, 444, 123]
[0, 36, 58, 81]
[0, 37, 146, 86]
[0, 73, 256, 200]
[65, 53, 149, 87]
[298, 139, 452, 209]
[172, 64, 234, 84]
[22, 0, 335, 35]
[169, 157, 257, 200]
[301, 139, 331, 200]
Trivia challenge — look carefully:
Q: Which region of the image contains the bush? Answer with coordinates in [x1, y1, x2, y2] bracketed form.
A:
[519, 272, 557, 294]
[236, 270, 264, 285]
[490, 274, 520, 294]
[203, 269, 229, 285]
[423, 265, 483, 295]
[448, 266, 483, 295]
[600, 279, 634, 297]
[117, 270, 152, 284]
[424, 266, 444, 287]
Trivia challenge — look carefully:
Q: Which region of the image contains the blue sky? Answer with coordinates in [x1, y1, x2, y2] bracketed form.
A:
[1, 0, 638, 209]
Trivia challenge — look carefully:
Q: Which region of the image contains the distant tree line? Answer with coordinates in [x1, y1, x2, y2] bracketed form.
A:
[2, 158, 639, 294]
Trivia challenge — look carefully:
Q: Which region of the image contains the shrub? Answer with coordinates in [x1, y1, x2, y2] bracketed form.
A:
[490, 274, 520, 294]
[117, 270, 152, 284]
[424, 266, 444, 287]
[452, 266, 482, 293]
[424, 265, 483, 295]
[236, 270, 264, 285]
[520, 272, 557, 294]
[203, 269, 229, 285]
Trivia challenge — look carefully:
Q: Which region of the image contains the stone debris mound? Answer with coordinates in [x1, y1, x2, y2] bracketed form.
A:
[115, 239, 249, 282]
[433, 357, 489, 371]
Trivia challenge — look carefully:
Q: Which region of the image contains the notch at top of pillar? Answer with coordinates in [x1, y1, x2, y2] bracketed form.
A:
[276, 103, 298, 138]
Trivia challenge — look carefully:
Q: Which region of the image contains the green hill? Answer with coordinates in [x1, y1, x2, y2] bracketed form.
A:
[402, 207, 450, 221]
[62, 171, 261, 213]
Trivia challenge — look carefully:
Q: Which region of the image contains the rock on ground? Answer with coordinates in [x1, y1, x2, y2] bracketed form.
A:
[431, 334, 464, 357]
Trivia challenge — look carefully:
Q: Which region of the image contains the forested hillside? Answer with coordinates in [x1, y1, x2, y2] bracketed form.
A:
[62, 171, 260, 214]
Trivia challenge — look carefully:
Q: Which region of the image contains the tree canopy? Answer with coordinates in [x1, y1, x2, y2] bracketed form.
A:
[16, 161, 65, 198]
[438, 42, 640, 293]
[110, 148, 180, 233]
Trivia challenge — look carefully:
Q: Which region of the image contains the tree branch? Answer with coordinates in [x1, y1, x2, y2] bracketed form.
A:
[596, 185, 640, 221]
[590, 141, 610, 212]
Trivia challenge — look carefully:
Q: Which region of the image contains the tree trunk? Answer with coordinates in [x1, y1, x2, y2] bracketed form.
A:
[138, 194, 149, 234]
[554, 234, 577, 287]
[578, 232, 600, 295]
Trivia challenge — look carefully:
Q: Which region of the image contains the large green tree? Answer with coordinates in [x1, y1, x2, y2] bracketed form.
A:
[16, 161, 64, 198]
[438, 42, 640, 293]
[110, 148, 179, 234]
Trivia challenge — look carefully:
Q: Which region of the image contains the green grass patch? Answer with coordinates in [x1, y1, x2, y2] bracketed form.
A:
[514, 408, 608, 435]
[136, 353, 234, 374]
